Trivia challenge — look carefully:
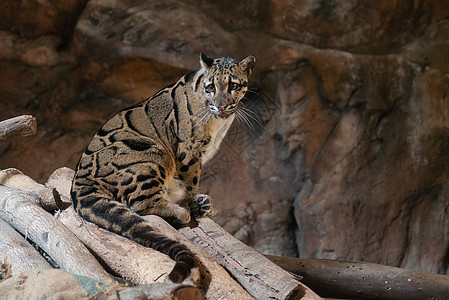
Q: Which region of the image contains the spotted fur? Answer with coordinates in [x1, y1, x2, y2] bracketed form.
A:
[71, 53, 256, 283]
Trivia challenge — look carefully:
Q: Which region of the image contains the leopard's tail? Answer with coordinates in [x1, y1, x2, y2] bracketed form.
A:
[71, 191, 195, 283]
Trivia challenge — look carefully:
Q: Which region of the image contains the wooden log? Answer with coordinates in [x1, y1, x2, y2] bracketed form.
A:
[0, 168, 45, 191]
[0, 115, 37, 139]
[118, 282, 204, 300]
[58, 207, 176, 285]
[143, 215, 256, 300]
[177, 217, 321, 300]
[0, 217, 52, 276]
[0, 185, 114, 284]
[0, 168, 64, 210]
[265, 255, 449, 300]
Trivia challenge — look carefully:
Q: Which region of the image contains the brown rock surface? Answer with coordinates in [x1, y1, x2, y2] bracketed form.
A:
[1, 0, 449, 274]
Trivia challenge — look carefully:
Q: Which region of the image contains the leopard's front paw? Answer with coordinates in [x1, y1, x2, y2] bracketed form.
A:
[190, 194, 217, 218]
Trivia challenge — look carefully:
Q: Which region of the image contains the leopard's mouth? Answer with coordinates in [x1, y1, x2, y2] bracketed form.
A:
[218, 111, 229, 118]
[209, 105, 233, 119]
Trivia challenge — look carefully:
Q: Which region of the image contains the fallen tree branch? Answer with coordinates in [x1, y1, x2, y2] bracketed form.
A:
[265, 255, 449, 300]
[0, 217, 51, 276]
[0, 115, 37, 140]
[0, 185, 113, 284]
[178, 217, 321, 300]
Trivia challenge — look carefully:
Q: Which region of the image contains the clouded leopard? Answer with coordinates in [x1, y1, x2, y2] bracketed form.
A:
[70, 53, 256, 283]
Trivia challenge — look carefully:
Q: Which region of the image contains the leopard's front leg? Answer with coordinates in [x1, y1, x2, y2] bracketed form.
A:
[176, 149, 217, 218]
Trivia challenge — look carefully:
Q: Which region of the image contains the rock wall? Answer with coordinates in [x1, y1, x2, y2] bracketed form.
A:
[1, 0, 448, 274]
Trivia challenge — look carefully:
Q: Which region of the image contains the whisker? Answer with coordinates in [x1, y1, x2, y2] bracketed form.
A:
[240, 107, 263, 128]
[241, 106, 260, 118]
[192, 110, 211, 129]
[236, 110, 256, 134]
[246, 89, 261, 96]
[193, 107, 208, 118]
[205, 113, 213, 124]
[243, 111, 258, 133]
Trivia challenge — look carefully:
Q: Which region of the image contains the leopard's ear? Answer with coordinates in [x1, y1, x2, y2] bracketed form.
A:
[200, 52, 214, 69]
[239, 55, 256, 77]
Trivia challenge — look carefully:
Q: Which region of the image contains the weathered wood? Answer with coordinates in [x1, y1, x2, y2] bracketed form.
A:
[178, 217, 321, 300]
[118, 282, 204, 300]
[0, 168, 64, 210]
[0, 168, 45, 191]
[0, 217, 52, 276]
[0, 185, 114, 284]
[0, 268, 109, 300]
[58, 207, 176, 285]
[265, 255, 449, 300]
[45, 167, 75, 208]
[143, 215, 256, 300]
[0, 115, 37, 139]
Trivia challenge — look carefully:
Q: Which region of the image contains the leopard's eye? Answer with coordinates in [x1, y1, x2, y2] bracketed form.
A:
[228, 82, 241, 91]
[205, 83, 215, 93]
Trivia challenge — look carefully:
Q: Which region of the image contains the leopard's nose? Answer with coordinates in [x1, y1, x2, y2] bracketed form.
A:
[218, 105, 226, 111]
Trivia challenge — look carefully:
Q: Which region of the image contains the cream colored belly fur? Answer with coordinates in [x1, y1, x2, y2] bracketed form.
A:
[165, 115, 235, 202]
[203, 114, 235, 164]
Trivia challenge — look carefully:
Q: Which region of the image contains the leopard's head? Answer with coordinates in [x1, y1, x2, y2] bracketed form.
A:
[200, 52, 256, 119]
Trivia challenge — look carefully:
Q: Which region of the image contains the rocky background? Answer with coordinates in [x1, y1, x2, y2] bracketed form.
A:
[1, 0, 448, 275]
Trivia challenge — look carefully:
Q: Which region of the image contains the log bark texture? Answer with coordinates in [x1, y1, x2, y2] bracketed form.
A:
[0, 115, 37, 139]
[0, 217, 51, 276]
[0, 185, 113, 283]
[266, 255, 449, 300]
[178, 217, 321, 300]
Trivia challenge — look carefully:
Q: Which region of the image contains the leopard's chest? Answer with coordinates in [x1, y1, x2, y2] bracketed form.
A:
[202, 115, 235, 164]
